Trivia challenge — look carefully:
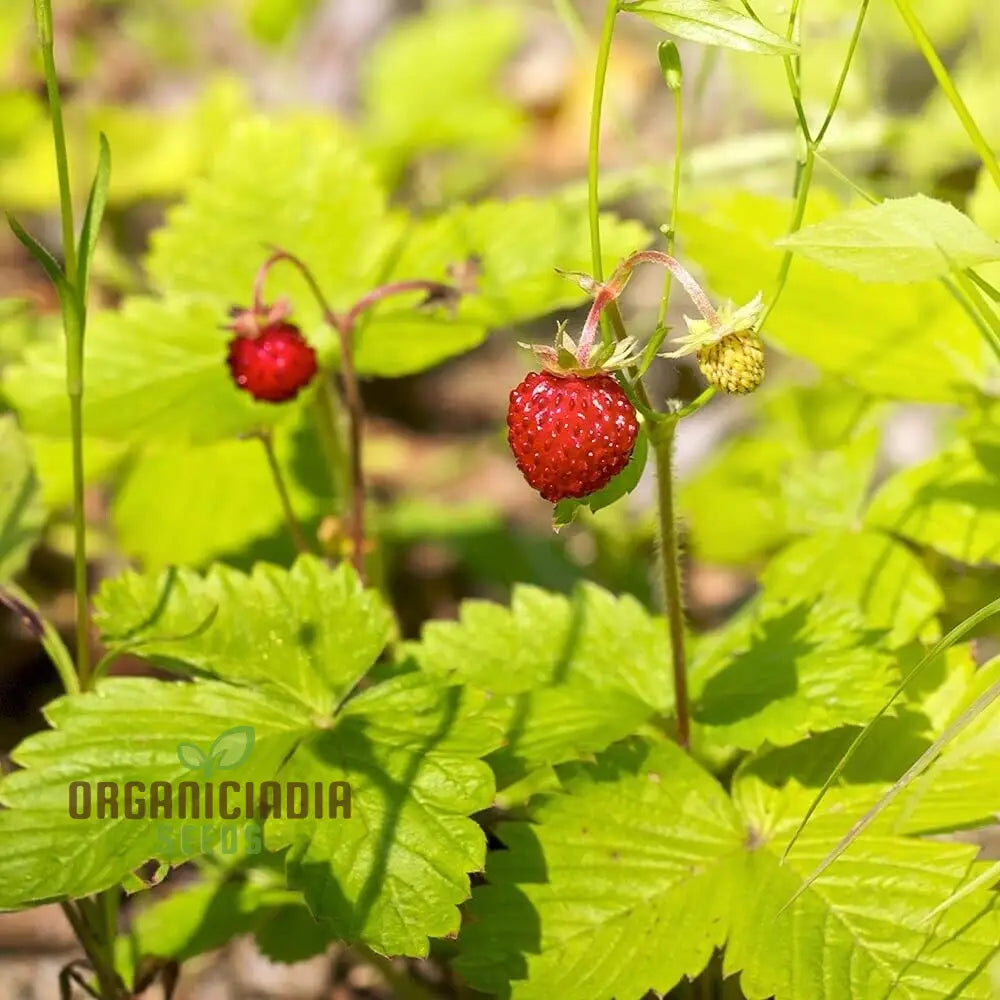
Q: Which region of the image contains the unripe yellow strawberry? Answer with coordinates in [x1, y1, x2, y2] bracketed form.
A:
[697, 331, 764, 395]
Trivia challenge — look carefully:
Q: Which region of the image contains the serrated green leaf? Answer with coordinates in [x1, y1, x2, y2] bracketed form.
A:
[620, 0, 798, 55]
[866, 440, 1000, 564]
[690, 598, 898, 751]
[0, 677, 309, 908]
[760, 530, 943, 648]
[6, 556, 505, 953]
[266, 676, 498, 956]
[777, 195, 1000, 283]
[148, 116, 395, 316]
[94, 555, 392, 715]
[455, 738, 745, 999]
[728, 745, 1000, 1000]
[413, 584, 671, 785]
[0, 415, 45, 581]
[679, 190, 993, 402]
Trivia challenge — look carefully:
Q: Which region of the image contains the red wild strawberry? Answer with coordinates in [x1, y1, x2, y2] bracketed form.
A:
[226, 320, 317, 403]
[507, 371, 639, 502]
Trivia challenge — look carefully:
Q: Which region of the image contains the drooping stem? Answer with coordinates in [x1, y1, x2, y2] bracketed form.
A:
[577, 250, 721, 363]
[257, 430, 311, 555]
[650, 417, 690, 750]
[251, 250, 368, 580]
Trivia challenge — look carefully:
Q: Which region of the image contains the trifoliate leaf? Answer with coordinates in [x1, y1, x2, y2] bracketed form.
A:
[620, 0, 798, 55]
[760, 530, 943, 648]
[6, 557, 505, 955]
[777, 195, 1000, 282]
[455, 738, 746, 999]
[690, 598, 898, 751]
[679, 190, 993, 402]
[0, 415, 45, 581]
[866, 440, 1000, 564]
[94, 555, 391, 715]
[413, 584, 672, 785]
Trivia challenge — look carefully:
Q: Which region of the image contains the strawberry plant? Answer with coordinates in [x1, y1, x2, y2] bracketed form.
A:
[5, 1, 1000, 998]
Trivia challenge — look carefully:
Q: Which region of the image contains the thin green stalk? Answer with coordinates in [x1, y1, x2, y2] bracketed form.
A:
[35, 0, 91, 688]
[312, 382, 350, 524]
[35, 0, 76, 280]
[815, 0, 870, 144]
[258, 431, 312, 555]
[892, 0, 1000, 191]
[588, 0, 620, 348]
[69, 392, 90, 686]
[650, 417, 690, 749]
[760, 148, 815, 328]
[781, 0, 811, 142]
[657, 67, 684, 330]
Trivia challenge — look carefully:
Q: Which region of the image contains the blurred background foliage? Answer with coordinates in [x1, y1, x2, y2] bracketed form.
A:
[3, 0, 1000, 750]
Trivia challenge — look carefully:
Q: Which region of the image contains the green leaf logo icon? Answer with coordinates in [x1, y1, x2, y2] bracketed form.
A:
[208, 726, 255, 774]
[176, 726, 254, 777]
[176, 742, 208, 773]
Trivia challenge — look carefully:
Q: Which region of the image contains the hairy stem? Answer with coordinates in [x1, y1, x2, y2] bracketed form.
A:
[651, 418, 690, 750]
[656, 65, 684, 331]
[258, 431, 311, 555]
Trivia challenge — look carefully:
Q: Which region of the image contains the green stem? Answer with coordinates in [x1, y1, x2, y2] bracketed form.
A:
[760, 147, 815, 329]
[36, 0, 76, 280]
[657, 69, 684, 330]
[69, 391, 91, 687]
[588, 0, 620, 348]
[781, 0, 811, 142]
[650, 417, 690, 750]
[36, 0, 91, 688]
[892, 0, 1000, 191]
[814, 0, 870, 144]
[258, 431, 312, 555]
[312, 382, 350, 527]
